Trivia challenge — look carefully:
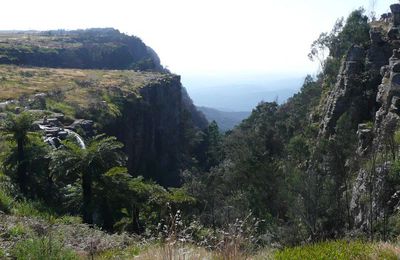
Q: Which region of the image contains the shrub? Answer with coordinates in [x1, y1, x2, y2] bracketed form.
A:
[0, 188, 13, 213]
[8, 224, 30, 238]
[12, 236, 79, 260]
[11, 200, 55, 220]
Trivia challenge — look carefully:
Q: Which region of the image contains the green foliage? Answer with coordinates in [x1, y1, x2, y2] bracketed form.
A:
[8, 224, 30, 238]
[1, 112, 36, 196]
[45, 99, 76, 118]
[274, 240, 379, 260]
[2, 132, 51, 199]
[0, 188, 13, 213]
[50, 134, 125, 225]
[394, 129, 400, 146]
[11, 200, 55, 219]
[309, 8, 370, 86]
[310, 8, 370, 60]
[12, 236, 79, 260]
[0, 28, 164, 71]
[1, 112, 34, 143]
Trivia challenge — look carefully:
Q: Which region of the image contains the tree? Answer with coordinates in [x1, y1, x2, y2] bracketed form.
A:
[308, 8, 370, 85]
[1, 112, 34, 195]
[50, 135, 125, 224]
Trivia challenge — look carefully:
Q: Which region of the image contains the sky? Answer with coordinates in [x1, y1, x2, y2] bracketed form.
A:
[0, 0, 396, 80]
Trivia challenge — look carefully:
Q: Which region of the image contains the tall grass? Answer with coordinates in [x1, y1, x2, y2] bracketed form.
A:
[274, 240, 398, 260]
[0, 188, 13, 213]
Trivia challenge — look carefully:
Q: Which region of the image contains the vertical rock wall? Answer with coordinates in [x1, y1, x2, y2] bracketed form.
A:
[105, 75, 207, 187]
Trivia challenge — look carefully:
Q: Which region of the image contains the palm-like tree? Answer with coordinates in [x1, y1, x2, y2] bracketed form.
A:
[1, 112, 34, 195]
[50, 134, 125, 224]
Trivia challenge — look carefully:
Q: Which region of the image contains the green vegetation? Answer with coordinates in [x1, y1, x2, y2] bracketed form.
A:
[0, 186, 13, 213]
[0, 28, 164, 71]
[0, 64, 166, 103]
[274, 240, 397, 260]
[13, 236, 79, 260]
[1, 6, 400, 259]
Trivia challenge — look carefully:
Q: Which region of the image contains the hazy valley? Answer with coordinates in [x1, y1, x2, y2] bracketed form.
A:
[2, 2, 400, 259]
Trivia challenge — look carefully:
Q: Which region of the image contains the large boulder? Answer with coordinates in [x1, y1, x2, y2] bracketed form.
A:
[391, 4, 400, 26]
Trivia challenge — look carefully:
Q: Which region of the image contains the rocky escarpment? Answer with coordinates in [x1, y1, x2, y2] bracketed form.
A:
[319, 3, 400, 232]
[0, 64, 207, 188]
[319, 46, 367, 136]
[105, 75, 207, 187]
[0, 28, 164, 71]
[320, 29, 392, 137]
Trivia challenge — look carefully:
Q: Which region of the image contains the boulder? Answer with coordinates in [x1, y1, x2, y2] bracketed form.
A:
[390, 95, 400, 112]
[356, 123, 374, 156]
[67, 119, 94, 136]
[370, 29, 384, 45]
[393, 62, 400, 73]
[391, 4, 400, 26]
[347, 46, 365, 61]
[388, 26, 399, 40]
[319, 46, 366, 136]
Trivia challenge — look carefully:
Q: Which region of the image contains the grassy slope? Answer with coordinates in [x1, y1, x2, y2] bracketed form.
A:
[0, 31, 83, 49]
[0, 65, 172, 124]
[0, 65, 168, 101]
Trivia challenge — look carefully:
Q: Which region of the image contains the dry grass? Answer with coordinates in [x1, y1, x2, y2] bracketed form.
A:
[0, 212, 136, 258]
[0, 64, 169, 102]
[0, 31, 83, 49]
[372, 242, 400, 259]
[135, 244, 215, 260]
[97, 243, 275, 260]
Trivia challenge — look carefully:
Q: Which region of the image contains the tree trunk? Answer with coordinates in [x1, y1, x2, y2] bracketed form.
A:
[101, 197, 113, 231]
[17, 138, 28, 195]
[82, 172, 93, 224]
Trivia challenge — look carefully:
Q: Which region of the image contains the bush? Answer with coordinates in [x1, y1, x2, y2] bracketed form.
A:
[12, 236, 79, 260]
[8, 224, 30, 238]
[0, 188, 13, 213]
[11, 200, 54, 219]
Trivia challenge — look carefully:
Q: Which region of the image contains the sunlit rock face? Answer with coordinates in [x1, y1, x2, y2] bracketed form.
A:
[315, 4, 400, 231]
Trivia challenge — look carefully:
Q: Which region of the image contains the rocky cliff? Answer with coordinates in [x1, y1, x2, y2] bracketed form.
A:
[105, 75, 207, 187]
[0, 28, 164, 71]
[0, 65, 207, 187]
[317, 4, 400, 232]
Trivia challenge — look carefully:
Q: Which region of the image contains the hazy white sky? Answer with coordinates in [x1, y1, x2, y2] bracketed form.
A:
[0, 0, 396, 77]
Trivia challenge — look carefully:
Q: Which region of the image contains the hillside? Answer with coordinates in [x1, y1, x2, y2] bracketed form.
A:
[197, 106, 250, 131]
[0, 64, 166, 102]
[4, 4, 400, 259]
[0, 28, 164, 71]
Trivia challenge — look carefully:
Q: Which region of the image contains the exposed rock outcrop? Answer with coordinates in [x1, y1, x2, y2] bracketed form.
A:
[317, 4, 400, 232]
[319, 46, 366, 136]
[391, 4, 400, 27]
[105, 75, 207, 187]
[374, 49, 400, 150]
[356, 123, 374, 156]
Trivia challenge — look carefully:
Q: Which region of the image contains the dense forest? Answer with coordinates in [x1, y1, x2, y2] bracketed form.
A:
[2, 4, 400, 259]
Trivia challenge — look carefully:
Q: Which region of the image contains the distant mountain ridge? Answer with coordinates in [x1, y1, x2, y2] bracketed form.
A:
[0, 28, 164, 71]
[185, 76, 303, 111]
[197, 106, 250, 131]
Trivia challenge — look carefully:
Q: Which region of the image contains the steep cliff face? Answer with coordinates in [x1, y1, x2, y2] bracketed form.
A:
[319, 31, 392, 137]
[318, 4, 400, 232]
[0, 28, 207, 188]
[105, 76, 207, 187]
[0, 67, 206, 188]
